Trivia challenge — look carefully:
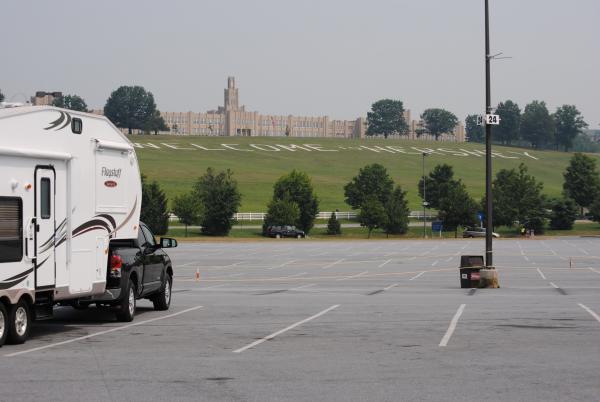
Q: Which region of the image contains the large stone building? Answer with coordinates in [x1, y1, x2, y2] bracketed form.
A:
[161, 77, 464, 141]
[161, 77, 368, 139]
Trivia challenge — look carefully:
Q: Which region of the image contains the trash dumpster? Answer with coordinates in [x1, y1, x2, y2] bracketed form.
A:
[459, 255, 484, 288]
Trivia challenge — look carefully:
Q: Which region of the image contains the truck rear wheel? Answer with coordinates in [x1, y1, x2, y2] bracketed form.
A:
[152, 274, 172, 311]
[0, 302, 8, 347]
[7, 299, 31, 344]
[115, 279, 136, 322]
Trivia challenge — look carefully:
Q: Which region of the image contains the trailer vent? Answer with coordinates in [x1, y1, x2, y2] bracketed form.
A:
[71, 118, 82, 134]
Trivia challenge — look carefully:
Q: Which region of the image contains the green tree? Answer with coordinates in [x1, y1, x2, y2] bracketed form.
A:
[52, 94, 88, 112]
[549, 198, 578, 230]
[495, 100, 521, 145]
[589, 199, 600, 223]
[263, 198, 300, 234]
[554, 105, 588, 151]
[418, 164, 457, 210]
[420, 108, 458, 140]
[488, 163, 547, 232]
[0, 89, 4, 102]
[172, 193, 202, 237]
[520, 100, 554, 149]
[344, 163, 394, 210]
[272, 170, 319, 234]
[104, 86, 158, 134]
[194, 168, 242, 236]
[465, 114, 484, 143]
[144, 110, 169, 135]
[326, 212, 342, 235]
[140, 175, 170, 235]
[358, 196, 387, 238]
[383, 186, 410, 235]
[437, 181, 478, 237]
[366, 99, 409, 138]
[563, 153, 600, 216]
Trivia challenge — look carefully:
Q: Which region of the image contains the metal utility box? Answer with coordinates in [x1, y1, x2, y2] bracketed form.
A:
[459, 255, 484, 288]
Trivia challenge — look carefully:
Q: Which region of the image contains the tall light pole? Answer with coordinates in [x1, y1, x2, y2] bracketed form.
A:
[422, 152, 429, 238]
[484, 0, 493, 268]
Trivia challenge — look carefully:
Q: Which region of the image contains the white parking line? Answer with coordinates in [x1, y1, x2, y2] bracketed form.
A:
[233, 305, 340, 353]
[5, 306, 205, 357]
[383, 283, 399, 291]
[321, 259, 345, 269]
[445, 257, 453, 262]
[523, 256, 530, 262]
[578, 248, 590, 255]
[378, 259, 392, 268]
[409, 271, 425, 281]
[281, 272, 307, 279]
[549, 282, 560, 289]
[337, 271, 369, 281]
[431, 260, 439, 267]
[267, 259, 297, 270]
[590, 268, 600, 274]
[290, 283, 316, 291]
[536, 268, 547, 280]
[439, 304, 466, 347]
[578, 303, 600, 324]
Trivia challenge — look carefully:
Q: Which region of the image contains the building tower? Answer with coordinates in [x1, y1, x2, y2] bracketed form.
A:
[224, 76, 239, 111]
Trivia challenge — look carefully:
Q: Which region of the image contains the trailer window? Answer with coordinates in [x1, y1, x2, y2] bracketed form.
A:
[40, 178, 51, 219]
[0, 197, 23, 263]
[71, 118, 82, 134]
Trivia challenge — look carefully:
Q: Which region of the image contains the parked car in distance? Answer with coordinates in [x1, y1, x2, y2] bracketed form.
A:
[462, 227, 500, 238]
[266, 225, 306, 239]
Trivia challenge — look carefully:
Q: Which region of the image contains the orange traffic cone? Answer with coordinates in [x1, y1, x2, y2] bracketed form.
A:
[195, 269, 200, 282]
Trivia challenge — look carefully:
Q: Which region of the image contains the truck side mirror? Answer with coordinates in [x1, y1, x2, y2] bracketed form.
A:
[160, 237, 178, 248]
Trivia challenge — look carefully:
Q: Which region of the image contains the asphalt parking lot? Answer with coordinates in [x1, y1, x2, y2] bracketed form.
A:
[1, 238, 600, 402]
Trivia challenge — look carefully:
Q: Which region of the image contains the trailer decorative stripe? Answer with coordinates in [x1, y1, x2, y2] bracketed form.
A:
[0, 268, 34, 290]
[44, 111, 72, 131]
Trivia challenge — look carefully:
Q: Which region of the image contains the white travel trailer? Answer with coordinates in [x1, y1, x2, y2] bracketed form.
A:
[0, 106, 141, 345]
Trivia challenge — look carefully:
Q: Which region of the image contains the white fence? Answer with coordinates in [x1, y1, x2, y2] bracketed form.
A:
[170, 210, 435, 221]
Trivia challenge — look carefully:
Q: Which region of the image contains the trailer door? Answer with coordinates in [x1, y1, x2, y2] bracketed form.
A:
[35, 167, 56, 289]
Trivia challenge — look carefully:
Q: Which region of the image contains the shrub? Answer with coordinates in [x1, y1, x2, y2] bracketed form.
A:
[326, 212, 342, 235]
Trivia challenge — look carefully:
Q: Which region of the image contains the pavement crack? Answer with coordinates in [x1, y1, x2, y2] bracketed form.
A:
[254, 289, 288, 295]
[367, 289, 384, 296]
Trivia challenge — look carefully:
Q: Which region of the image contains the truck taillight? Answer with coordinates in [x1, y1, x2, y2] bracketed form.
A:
[109, 254, 123, 278]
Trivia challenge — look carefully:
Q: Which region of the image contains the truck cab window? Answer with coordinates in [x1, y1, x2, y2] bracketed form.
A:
[0, 197, 23, 263]
[141, 225, 156, 247]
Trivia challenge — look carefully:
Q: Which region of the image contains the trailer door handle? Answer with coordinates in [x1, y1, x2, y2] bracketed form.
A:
[24, 217, 36, 262]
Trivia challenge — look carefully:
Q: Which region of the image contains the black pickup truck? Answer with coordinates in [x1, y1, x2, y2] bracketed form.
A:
[74, 222, 177, 322]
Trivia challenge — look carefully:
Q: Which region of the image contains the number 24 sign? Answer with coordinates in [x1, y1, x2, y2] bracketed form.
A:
[486, 114, 500, 125]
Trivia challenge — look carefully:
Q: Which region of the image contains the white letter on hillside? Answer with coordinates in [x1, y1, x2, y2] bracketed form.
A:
[161, 143, 194, 150]
[275, 144, 312, 152]
[250, 144, 281, 151]
[303, 144, 338, 152]
[222, 144, 253, 151]
[190, 144, 226, 151]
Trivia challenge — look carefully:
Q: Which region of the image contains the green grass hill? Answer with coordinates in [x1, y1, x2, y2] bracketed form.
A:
[134, 135, 598, 212]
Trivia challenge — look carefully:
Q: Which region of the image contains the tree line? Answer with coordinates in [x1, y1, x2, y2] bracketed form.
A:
[366, 99, 459, 140]
[466, 100, 588, 151]
[141, 152, 600, 238]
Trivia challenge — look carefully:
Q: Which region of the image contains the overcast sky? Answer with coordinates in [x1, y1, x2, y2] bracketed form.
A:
[2, 0, 598, 126]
